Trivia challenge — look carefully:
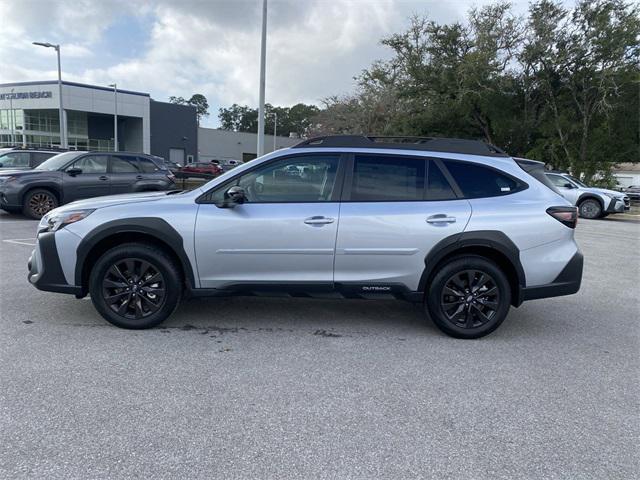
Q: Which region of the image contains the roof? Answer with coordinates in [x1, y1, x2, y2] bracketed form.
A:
[292, 135, 508, 157]
[0, 80, 150, 97]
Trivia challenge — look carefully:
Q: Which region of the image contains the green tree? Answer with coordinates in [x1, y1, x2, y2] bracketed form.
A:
[169, 94, 210, 125]
[218, 103, 320, 137]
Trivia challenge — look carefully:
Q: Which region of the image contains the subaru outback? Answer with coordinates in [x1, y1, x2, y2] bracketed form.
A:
[27, 136, 583, 338]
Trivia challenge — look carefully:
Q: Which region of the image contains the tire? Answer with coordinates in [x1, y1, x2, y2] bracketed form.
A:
[23, 189, 58, 219]
[578, 198, 602, 219]
[89, 243, 182, 329]
[426, 255, 511, 339]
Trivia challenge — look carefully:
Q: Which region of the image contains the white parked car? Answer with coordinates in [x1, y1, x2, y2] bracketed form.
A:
[545, 171, 630, 219]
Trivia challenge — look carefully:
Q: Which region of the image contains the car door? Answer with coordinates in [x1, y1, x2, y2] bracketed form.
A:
[334, 155, 471, 293]
[62, 154, 110, 202]
[110, 154, 142, 195]
[547, 174, 580, 204]
[194, 153, 344, 289]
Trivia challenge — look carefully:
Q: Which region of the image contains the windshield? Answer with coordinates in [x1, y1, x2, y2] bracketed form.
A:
[35, 151, 84, 171]
[566, 175, 588, 188]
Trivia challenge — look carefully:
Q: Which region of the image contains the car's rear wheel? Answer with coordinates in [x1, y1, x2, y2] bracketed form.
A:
[426, 256, 511, 339]
[89, 243, 182, 329]
[23, 189, 58, 219]
[578, 198, 602, 219]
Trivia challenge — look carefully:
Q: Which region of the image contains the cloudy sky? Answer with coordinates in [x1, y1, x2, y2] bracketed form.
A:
[1, 0, 535, 127]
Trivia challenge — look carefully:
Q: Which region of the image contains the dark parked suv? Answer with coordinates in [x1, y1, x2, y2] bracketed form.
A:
[0, 151, 176, 219]
[0, 147, 64, 170]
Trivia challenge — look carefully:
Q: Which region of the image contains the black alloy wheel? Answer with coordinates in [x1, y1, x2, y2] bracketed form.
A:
[102, 258, 166, 320]
[440, 270, 500, 329]
[89, 243, 182, 329]
[426, 255, 511, 339]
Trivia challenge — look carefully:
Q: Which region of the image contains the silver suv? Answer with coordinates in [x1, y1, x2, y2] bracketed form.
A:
[28, 136, 583, 339]
[546, 171, 630, 219]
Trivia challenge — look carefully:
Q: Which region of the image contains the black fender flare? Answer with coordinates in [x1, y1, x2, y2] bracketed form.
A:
[418, 230, 526, 305]
[576, 193, 604, 210]
[19, 182, 63, 204]
[74, 217, 196, 289]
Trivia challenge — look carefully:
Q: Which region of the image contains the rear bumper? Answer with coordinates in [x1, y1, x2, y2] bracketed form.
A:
[521, 251, 583, 301]
[28, 232, 82, 295]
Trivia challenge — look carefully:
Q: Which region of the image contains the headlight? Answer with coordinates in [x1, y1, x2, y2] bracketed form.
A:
[38, 209, 95, 233]
[603, 192, 623, 200]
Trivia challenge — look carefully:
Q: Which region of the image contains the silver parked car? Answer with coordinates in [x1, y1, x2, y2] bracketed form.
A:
[545, 171, 630, 219]
[28, 136, 583, 338]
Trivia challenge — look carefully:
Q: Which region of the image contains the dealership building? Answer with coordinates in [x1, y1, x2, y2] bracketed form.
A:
[0, 80, 300, 165]
[0, 80, 198, 164]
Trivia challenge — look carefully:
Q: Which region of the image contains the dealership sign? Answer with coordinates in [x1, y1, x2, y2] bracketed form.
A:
[0, 91, 53, 100]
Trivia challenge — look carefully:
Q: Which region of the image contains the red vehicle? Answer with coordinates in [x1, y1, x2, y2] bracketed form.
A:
[179, 162, 223, 176]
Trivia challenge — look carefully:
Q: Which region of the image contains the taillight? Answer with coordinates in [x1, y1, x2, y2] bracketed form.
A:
[167, 173, 176, 182]
[547, 206, 578, 229]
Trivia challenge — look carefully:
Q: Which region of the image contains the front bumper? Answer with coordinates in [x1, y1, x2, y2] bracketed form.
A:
[0, 187, 21, 209]
[605, 196, 630, 213]
[28, 231, 82, 295]
[521, 251, 584, 301]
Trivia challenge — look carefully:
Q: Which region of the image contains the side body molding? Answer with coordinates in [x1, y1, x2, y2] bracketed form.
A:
[418, 230, 527, 305]
[74, 217, 196, 289]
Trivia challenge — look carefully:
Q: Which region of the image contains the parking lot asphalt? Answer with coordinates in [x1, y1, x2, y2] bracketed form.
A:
[0, 210, 638, 479]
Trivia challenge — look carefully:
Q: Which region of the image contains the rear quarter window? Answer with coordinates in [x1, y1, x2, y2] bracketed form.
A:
[442, 159, 526, 198]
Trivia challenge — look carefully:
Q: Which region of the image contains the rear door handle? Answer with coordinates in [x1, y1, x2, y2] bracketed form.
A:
[426, 214, 456, 224]
[99, 175, 109, 181]
[304, 216, 335, 225]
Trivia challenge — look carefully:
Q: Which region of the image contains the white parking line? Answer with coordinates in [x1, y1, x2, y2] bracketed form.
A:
[3, 238, 36, 246]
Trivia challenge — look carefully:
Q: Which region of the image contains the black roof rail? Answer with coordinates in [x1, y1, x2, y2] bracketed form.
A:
[292, 135, 508, 157]
[2, 145, 68, 151]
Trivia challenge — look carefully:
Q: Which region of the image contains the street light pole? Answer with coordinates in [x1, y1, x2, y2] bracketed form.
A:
[109, 83, 118, 151]
[33, 42, 66, 148]
[256, 0, 267, 157]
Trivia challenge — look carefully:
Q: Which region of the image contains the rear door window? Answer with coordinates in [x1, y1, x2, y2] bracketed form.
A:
[442, 160, 524, 198]
[110, 155, 140, 173]
[349, 155, 425, 201]
[138, 156, 161, 173]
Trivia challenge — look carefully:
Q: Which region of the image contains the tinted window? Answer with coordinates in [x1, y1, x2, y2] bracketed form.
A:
[351, 155, 425, 201]
[443, 160, 522, 198]
[69, 155, 108, 174]
[32, 152, 55, 165]
[212, 155, 340, 203]
[0, 152, 30, 167]
[548, 174, 571, 188]
[427, 161, 457, 200]
[138, 157, 160, 173]
[111, 155, 139, 173]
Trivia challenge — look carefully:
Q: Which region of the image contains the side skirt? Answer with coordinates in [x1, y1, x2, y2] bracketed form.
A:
[186, 282, 424, 302]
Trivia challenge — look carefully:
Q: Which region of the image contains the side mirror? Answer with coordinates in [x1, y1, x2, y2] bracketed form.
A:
[67, 167, 83, 176]
[0, 163, 4, 168]
[221, 185, 246, 208]
[563, 182, 575, 189]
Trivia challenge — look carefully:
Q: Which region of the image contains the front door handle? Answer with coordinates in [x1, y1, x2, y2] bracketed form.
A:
[304, 216, 335, 225]
[99, 175, 109, 181]
[426, 214, 456, 224]
[136, 175, 143, 180]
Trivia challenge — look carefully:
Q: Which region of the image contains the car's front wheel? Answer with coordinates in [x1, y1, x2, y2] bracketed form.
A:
[23, 189, 58, 219]
[89, 243, 182, 329]
[578, 198, 602, 219]
[426, 256, 511, 339]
